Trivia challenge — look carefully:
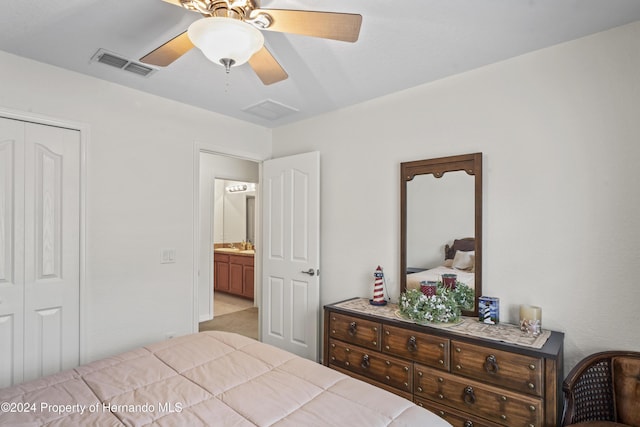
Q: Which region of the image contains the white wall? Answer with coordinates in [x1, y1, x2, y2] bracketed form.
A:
[0, 51, 271, 361]
[272, 21, 640, 372]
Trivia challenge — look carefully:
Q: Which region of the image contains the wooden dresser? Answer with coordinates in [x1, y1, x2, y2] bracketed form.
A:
[324, 299, 564, 427]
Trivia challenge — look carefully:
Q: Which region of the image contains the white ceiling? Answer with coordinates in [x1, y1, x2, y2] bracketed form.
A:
[2, 0, 640, 128]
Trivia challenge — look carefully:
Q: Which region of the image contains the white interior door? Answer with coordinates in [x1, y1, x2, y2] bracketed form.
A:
[261, 152, 320, 361]
[23, 122, 80, 382]
[0, 117, 80, 386]
[0, 118, 25, 387]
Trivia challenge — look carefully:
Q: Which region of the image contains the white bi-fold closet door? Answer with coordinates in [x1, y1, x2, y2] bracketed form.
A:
[0, 116, 80, 387]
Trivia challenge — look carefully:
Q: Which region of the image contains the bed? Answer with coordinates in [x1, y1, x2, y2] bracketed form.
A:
[0, 331, 451, 426]
[406, 237, 475, 291]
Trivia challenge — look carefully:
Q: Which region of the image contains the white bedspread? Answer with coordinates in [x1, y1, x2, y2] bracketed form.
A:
[0, 331, 450, 426]
[407, 265, 475, 291]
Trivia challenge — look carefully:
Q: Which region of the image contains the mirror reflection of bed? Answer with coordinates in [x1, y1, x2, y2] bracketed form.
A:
[405, 168, 475, 291]
[406, 237, 475, 291]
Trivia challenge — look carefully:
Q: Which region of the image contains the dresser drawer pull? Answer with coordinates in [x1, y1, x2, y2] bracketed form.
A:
[361, 354, 370, 369]
[484, 354, 499, 374]
[348, 321, 357, 336]
[463, 386, 476, 404]
[528, 382, 535, 389]
[529, 405, 536, 412]
[464, 422, 474, 427]
[407, 336, 418, 352]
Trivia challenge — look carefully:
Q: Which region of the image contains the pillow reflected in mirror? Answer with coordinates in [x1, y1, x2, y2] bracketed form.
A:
[453, 250, 475, 271]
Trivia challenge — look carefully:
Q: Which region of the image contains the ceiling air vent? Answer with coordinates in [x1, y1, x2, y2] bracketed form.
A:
[242, 99, 298, 121]
[90, 49, 156, 77]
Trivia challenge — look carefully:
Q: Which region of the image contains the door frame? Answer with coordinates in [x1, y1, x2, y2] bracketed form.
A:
[0, 107, 88, 364]
[192, 141, 268, 333]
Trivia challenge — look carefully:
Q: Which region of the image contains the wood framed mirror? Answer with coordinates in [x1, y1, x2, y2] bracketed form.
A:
[400, 153, 482, 317]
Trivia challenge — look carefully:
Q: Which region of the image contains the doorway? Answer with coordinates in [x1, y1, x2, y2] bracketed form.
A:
[196, 152, 259, 340]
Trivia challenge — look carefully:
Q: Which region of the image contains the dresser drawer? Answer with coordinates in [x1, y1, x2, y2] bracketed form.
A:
[414, 365, 542, 427]
[328, 313, 381, 350]
[383, 324, 450, 370]
[451, 340, 543, 396]
[416, 398, 494, 427]
[329, 339, 412, 393]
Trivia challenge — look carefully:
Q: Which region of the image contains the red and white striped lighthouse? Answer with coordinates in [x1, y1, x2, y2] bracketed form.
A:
[370, 265, 387, 306]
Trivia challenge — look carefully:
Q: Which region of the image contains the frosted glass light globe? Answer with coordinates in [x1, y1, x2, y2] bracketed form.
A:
[188, 17, 264, 67]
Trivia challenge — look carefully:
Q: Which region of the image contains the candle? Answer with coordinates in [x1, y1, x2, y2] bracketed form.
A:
[519, 305, 542, 336]
[441, 273, 457, 289]
[420, 281, 437, 297]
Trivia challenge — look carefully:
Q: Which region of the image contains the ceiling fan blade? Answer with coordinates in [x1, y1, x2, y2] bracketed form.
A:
[248, 46, 288, 85]
[140, 31, 194, 66]
[252, 9, 362, 42]
[160, 0, 184, 7]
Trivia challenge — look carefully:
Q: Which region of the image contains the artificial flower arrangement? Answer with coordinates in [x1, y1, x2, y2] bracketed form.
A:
[399, 281, 475, 324]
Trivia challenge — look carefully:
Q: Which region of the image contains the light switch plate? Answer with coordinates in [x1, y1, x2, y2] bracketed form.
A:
[161, 248, 176, 264]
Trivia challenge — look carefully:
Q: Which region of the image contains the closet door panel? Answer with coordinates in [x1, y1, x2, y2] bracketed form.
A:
[23, 122, 80, 381]
[0, 118, 25, 387]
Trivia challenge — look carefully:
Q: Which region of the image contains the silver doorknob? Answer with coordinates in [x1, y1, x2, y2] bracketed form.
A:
[301, 268, 316, 276]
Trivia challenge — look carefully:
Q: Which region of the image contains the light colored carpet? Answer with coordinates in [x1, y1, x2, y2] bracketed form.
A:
[199, 307, 258, 340]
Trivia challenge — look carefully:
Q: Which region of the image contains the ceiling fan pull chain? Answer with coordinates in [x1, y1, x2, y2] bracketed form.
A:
[220, 58, 235, 74]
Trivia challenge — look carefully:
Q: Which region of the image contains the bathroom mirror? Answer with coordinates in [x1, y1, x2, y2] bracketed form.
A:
[400, 153, 482, 316]
[214, 179, 256, 244]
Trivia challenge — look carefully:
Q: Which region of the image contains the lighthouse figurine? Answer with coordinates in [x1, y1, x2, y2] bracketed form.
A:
[370, 266, 388, 306]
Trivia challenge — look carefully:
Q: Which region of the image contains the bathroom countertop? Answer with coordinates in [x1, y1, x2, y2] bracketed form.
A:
[214, 248, 255, 257]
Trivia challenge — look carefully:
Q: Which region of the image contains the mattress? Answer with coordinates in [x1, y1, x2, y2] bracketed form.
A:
[0, 331, 450, 426]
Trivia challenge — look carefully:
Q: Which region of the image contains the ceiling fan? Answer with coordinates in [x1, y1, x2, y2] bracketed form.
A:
[140, 0, 362, 85]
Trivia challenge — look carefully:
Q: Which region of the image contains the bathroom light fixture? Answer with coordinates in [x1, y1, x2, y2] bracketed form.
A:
[226, 183, 256, 193]
[187, 17, 264, 73]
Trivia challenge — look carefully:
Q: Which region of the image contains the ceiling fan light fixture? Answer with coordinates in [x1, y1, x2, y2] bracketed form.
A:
[187, 17, 264, 69]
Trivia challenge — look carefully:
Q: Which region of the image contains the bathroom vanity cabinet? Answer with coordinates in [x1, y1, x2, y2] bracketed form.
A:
[214, 251, 254, 300]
